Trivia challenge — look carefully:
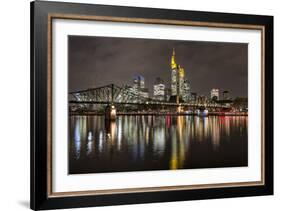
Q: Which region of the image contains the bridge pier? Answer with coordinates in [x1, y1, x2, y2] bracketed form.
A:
[105, 105, 117, 120]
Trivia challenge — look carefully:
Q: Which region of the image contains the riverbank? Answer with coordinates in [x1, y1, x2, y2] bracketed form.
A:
[69, 111, 248, 116]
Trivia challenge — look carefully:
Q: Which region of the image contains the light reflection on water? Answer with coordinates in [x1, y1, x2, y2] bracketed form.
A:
[69, 115, 248, 174]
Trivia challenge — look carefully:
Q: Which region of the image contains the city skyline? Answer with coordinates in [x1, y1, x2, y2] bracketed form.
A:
[68, 35, 248, 98]
[68, 35, 249, 175]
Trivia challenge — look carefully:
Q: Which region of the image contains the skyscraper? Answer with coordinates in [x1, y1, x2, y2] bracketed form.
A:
[139, 76, 145, 89]
[170, 48, 191, 102]
[223, 90, 230, 100]
[133, 77, 140, 96]
[133, 76, 145, 89]
[178, 65, 185, 96]
[210, 89, 219, 101]
[132, 75, 149, 100]
[153, 77, 165, 101]
[171, 48, 178, 96]
[140, 88, 149, 99]
[182, 79, 191, 102]
[165, 88, 171, 102]
[191, 92, 197, 102]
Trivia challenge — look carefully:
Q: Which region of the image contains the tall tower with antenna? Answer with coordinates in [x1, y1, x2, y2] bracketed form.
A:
[170, 48, 191, 103]
[171, 48, 178, 97]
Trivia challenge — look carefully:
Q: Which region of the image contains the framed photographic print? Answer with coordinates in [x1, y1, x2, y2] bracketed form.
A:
[30, 1, 273, 210]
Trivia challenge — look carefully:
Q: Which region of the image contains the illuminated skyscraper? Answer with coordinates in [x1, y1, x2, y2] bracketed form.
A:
[132, 75, 149, 100]
[170, 48, 191, 102]
[171, 48, 178, 96]
[178, 65, 185, 96]
[153, 77, 165, 101]
[182, 79, 191, 102]
[210, 89, 219, 101]
[133, 77, 140, 96]
[191, 92, 197, 102]
[133, 75, 145, 90]
[140, 88, 149, 99]
[139, 76, 145, 89]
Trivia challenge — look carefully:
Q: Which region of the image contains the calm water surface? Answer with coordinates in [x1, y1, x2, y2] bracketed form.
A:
[69, 115, 248, 174]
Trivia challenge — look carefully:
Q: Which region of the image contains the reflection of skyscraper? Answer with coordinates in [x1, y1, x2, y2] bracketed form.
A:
[170, 48, 191, 102]
[153, 77, 165, 101]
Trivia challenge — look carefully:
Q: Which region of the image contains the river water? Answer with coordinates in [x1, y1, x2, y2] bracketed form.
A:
[69, 115, 248, 174]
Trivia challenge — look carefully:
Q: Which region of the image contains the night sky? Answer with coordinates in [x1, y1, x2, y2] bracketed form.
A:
[68, 36, 248, 98]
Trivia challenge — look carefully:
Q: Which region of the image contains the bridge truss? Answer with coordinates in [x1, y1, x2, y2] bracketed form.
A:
[69, 84, 230, 112]
[69, 84, 151, 104]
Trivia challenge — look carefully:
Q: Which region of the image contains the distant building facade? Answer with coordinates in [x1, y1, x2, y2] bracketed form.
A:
[182, 79, 191, 102]
[132, 77, 140, 96]
[198, 95, 207, 104]
[191, 92, 197, 102]
[165, 88, 171, 102]
[153, 77, 165, 101]
[210, 88, 219, 101]
[222, 90, 230, 100]
[132, 75, 149, 100]
[140, 88, 149, 99]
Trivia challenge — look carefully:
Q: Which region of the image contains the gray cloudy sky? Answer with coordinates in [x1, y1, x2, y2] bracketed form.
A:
[68, 36, 248, 98]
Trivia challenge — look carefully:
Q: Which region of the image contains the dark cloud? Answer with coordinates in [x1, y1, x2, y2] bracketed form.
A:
[68, 36, 248, 98]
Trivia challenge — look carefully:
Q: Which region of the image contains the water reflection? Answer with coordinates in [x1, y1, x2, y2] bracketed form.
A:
[69, 115, 248, 174]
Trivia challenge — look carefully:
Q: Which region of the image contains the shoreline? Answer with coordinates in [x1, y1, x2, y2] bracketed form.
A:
[69, 112, 248, 117]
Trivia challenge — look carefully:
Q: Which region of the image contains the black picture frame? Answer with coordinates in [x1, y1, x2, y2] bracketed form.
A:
[30, 1, 273, 210]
